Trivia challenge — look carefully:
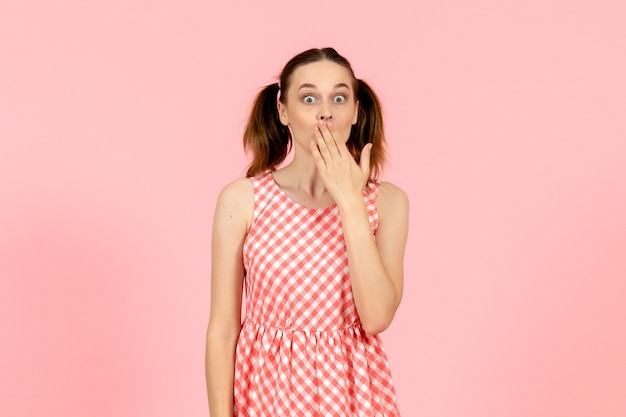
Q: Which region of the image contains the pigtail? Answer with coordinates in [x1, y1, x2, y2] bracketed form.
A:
[243, 83, 292, 177]
[349, 79, 387, 180]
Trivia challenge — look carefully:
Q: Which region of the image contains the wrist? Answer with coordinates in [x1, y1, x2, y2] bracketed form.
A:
[336, 192, 366, 212]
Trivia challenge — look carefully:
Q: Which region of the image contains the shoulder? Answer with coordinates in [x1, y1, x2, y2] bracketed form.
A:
[377, 181, 409, 208]
[214, 177, 254, 232]
[376, 181, 409, 223]
[216, 177, 254, 210]
[217, 177, 254, 203]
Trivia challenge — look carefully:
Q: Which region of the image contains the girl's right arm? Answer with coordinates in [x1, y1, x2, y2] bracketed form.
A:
[205, 178, 254, 417]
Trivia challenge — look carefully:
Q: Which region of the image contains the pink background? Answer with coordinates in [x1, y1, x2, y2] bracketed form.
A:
[1, 1, 625, 416]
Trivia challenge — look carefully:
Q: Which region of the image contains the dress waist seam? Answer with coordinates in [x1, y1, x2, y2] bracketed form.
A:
[242, 317, 362, 333]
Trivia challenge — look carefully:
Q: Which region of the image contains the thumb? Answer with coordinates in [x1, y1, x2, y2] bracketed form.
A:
[359, 143, 373, 177]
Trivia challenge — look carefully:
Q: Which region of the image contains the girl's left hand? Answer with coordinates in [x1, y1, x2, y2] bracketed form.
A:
[310, 120, 372, 204]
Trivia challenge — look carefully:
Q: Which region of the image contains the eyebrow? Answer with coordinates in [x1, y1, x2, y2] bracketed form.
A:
[297, 82, 351, 91]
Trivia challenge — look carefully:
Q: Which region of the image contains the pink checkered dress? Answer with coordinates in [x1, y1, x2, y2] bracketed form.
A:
[233, 172, 400, 416]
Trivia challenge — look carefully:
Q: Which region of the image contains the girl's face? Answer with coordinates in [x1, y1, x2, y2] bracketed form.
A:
[278, 60, 359, 149]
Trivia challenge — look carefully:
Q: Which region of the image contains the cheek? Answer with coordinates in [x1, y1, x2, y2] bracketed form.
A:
[339, 104, 358, 121]
[337, 109, 357, 128]
[287, 106, 316, 123]
[341, 126, 353, 142]
[285, 115, 317, 138]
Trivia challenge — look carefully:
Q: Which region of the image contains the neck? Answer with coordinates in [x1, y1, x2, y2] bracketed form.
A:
[278, 160, 325, 196]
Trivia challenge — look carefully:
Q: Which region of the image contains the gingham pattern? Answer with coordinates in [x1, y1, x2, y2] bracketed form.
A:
[234, 172, 400, 417]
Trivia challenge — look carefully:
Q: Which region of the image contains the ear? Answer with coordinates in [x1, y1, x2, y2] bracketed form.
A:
[352, 100, 359, 125]
[277, 101, 289, 126]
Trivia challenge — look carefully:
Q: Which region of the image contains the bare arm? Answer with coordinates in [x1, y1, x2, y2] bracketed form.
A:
[336, 182, 408, 334]
[205, 178, 253, 416]
[311, 121, 409, 335]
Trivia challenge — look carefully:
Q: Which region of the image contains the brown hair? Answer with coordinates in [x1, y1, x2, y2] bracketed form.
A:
[243, 47, 387, 179]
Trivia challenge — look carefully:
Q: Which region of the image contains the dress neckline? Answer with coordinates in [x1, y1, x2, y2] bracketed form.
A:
[268, 172, 338, 212]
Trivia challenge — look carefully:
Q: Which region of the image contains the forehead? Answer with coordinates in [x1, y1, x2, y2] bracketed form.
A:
[289, 60, 354, 89]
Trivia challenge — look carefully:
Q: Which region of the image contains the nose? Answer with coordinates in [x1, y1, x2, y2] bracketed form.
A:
[318, 102, 333, 121]
[318, 112, 333, 121]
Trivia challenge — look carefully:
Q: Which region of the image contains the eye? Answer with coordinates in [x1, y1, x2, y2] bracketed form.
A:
[303, 95, 316, 104]
[333, 95, 346, 103]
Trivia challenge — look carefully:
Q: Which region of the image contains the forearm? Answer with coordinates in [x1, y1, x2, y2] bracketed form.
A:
[337, 196, 399, 334]
[205, 329, 238, 416]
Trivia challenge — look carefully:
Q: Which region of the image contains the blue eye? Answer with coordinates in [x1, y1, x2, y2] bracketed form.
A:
[303, 95, 315, 104]
[334, 95, 346, 103]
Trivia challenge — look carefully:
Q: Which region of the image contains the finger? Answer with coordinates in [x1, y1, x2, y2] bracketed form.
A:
[310, 139, 327, 169]
[318, 121, 341, 157]
[314, 125, 334, 162]
[326, 121, 353, 160]
[359, 143, 372, 178]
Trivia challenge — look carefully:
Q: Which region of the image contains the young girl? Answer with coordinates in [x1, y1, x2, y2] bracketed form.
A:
[206, 47, 409, 417]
